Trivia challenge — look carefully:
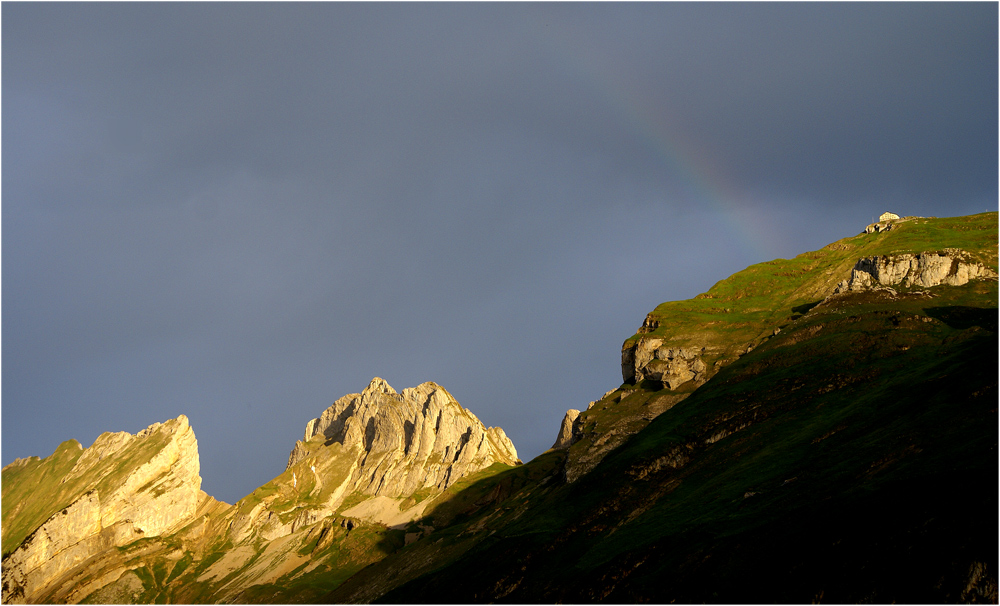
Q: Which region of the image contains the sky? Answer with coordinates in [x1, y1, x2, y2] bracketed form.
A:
[3, 3, 997, 505]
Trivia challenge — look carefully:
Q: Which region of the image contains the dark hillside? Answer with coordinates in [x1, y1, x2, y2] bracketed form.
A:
[375, 280, 997, 604]
[326, 214, 998, 604]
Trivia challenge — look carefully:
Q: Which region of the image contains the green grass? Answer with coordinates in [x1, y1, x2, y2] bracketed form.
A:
[358, 213, 997, 603]
[418, 460, 537, 527]
[231, 441, 362, 532]
[164, 552, 193, 585]
[627, 212, 997, 354]
[226, 521, 412, 603]
[578, 291, 994, 567]
[335, 491, 369, 514]
[2, 440, 83, 556]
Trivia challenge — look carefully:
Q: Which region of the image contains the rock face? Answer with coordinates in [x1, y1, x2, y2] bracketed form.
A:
[1, 416, 202, 604]
[642, 347, 708, 388]
[551, 410, 581, 450]
[834, 249, 997, 294]
[225, 378, 521, 547]
[288, 377, 519, 497]
[2, 380, 522, 604]
[562, 389, 687, 483]
[622, 338, 715, 387]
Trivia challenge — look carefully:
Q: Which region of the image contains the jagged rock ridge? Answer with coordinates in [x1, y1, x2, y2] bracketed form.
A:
[288, 377, 518, 497]
[205, 377, 522, 600]
[2, 416, 203, 604]
[2, 378, 521, 604]
[226, 377, 520, 547]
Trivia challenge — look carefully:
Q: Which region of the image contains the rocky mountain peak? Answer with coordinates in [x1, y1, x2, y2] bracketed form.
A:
[364, 376, 397, 396]
[217, 379, 523, 545]
[289, 378, 518, 485]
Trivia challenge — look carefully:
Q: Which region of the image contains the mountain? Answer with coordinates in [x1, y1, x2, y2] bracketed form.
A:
[3, 212, 997, 603]
[2, 379, 518, 603]
[326, 212, 998, 603]
[1, 416, 210, 603]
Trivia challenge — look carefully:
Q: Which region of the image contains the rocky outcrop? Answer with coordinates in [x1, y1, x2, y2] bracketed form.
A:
[643, 347, 708, 388]
[834, 249, 996, 294]
[1, 416, 202, 604]
[622, 338, 714, 388]
[551, 410, 581, 450]
[863, 214, 918, 234]
[226, 378, 521, 547]
[562, 389, 688, 484]
[289, 377, 519, 496]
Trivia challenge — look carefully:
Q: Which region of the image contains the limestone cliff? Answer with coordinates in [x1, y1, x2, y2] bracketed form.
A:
[833, 249, 997, 294]
[550, 409, 581, 450]
[1, 416, 202, 604]
[225, 378, 519, 548]
[289, 377, 519, 493]
[622, 340, 719, 387]
[2, 377, 523, 603]
[174, 377, 523, 602]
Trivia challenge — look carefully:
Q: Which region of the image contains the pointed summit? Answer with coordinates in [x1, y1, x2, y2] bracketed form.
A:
[287, 379, 518, 496]
[364, 376, 397, 396]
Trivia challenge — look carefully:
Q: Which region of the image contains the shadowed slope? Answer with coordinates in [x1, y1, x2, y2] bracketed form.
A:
[326, 214, 997, 604]
[361, 276, 997, 604]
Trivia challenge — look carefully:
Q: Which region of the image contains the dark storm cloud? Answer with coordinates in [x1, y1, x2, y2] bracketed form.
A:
[4, 3, 996, 503]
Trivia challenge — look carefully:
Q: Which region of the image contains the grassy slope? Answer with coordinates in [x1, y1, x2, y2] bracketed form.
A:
[327, 213, 998, 603]
[631, 212, 996, 351]
[323, 451, 569, 604]
[2, 441, 84, 557]
[564, 213, 998, 481]
[567, 285, 997, 602]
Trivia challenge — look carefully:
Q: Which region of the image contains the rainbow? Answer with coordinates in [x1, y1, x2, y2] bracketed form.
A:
[525, 15, 781, 263]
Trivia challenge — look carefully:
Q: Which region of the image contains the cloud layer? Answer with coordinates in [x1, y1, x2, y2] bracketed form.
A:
[4, 3, 996, 503]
